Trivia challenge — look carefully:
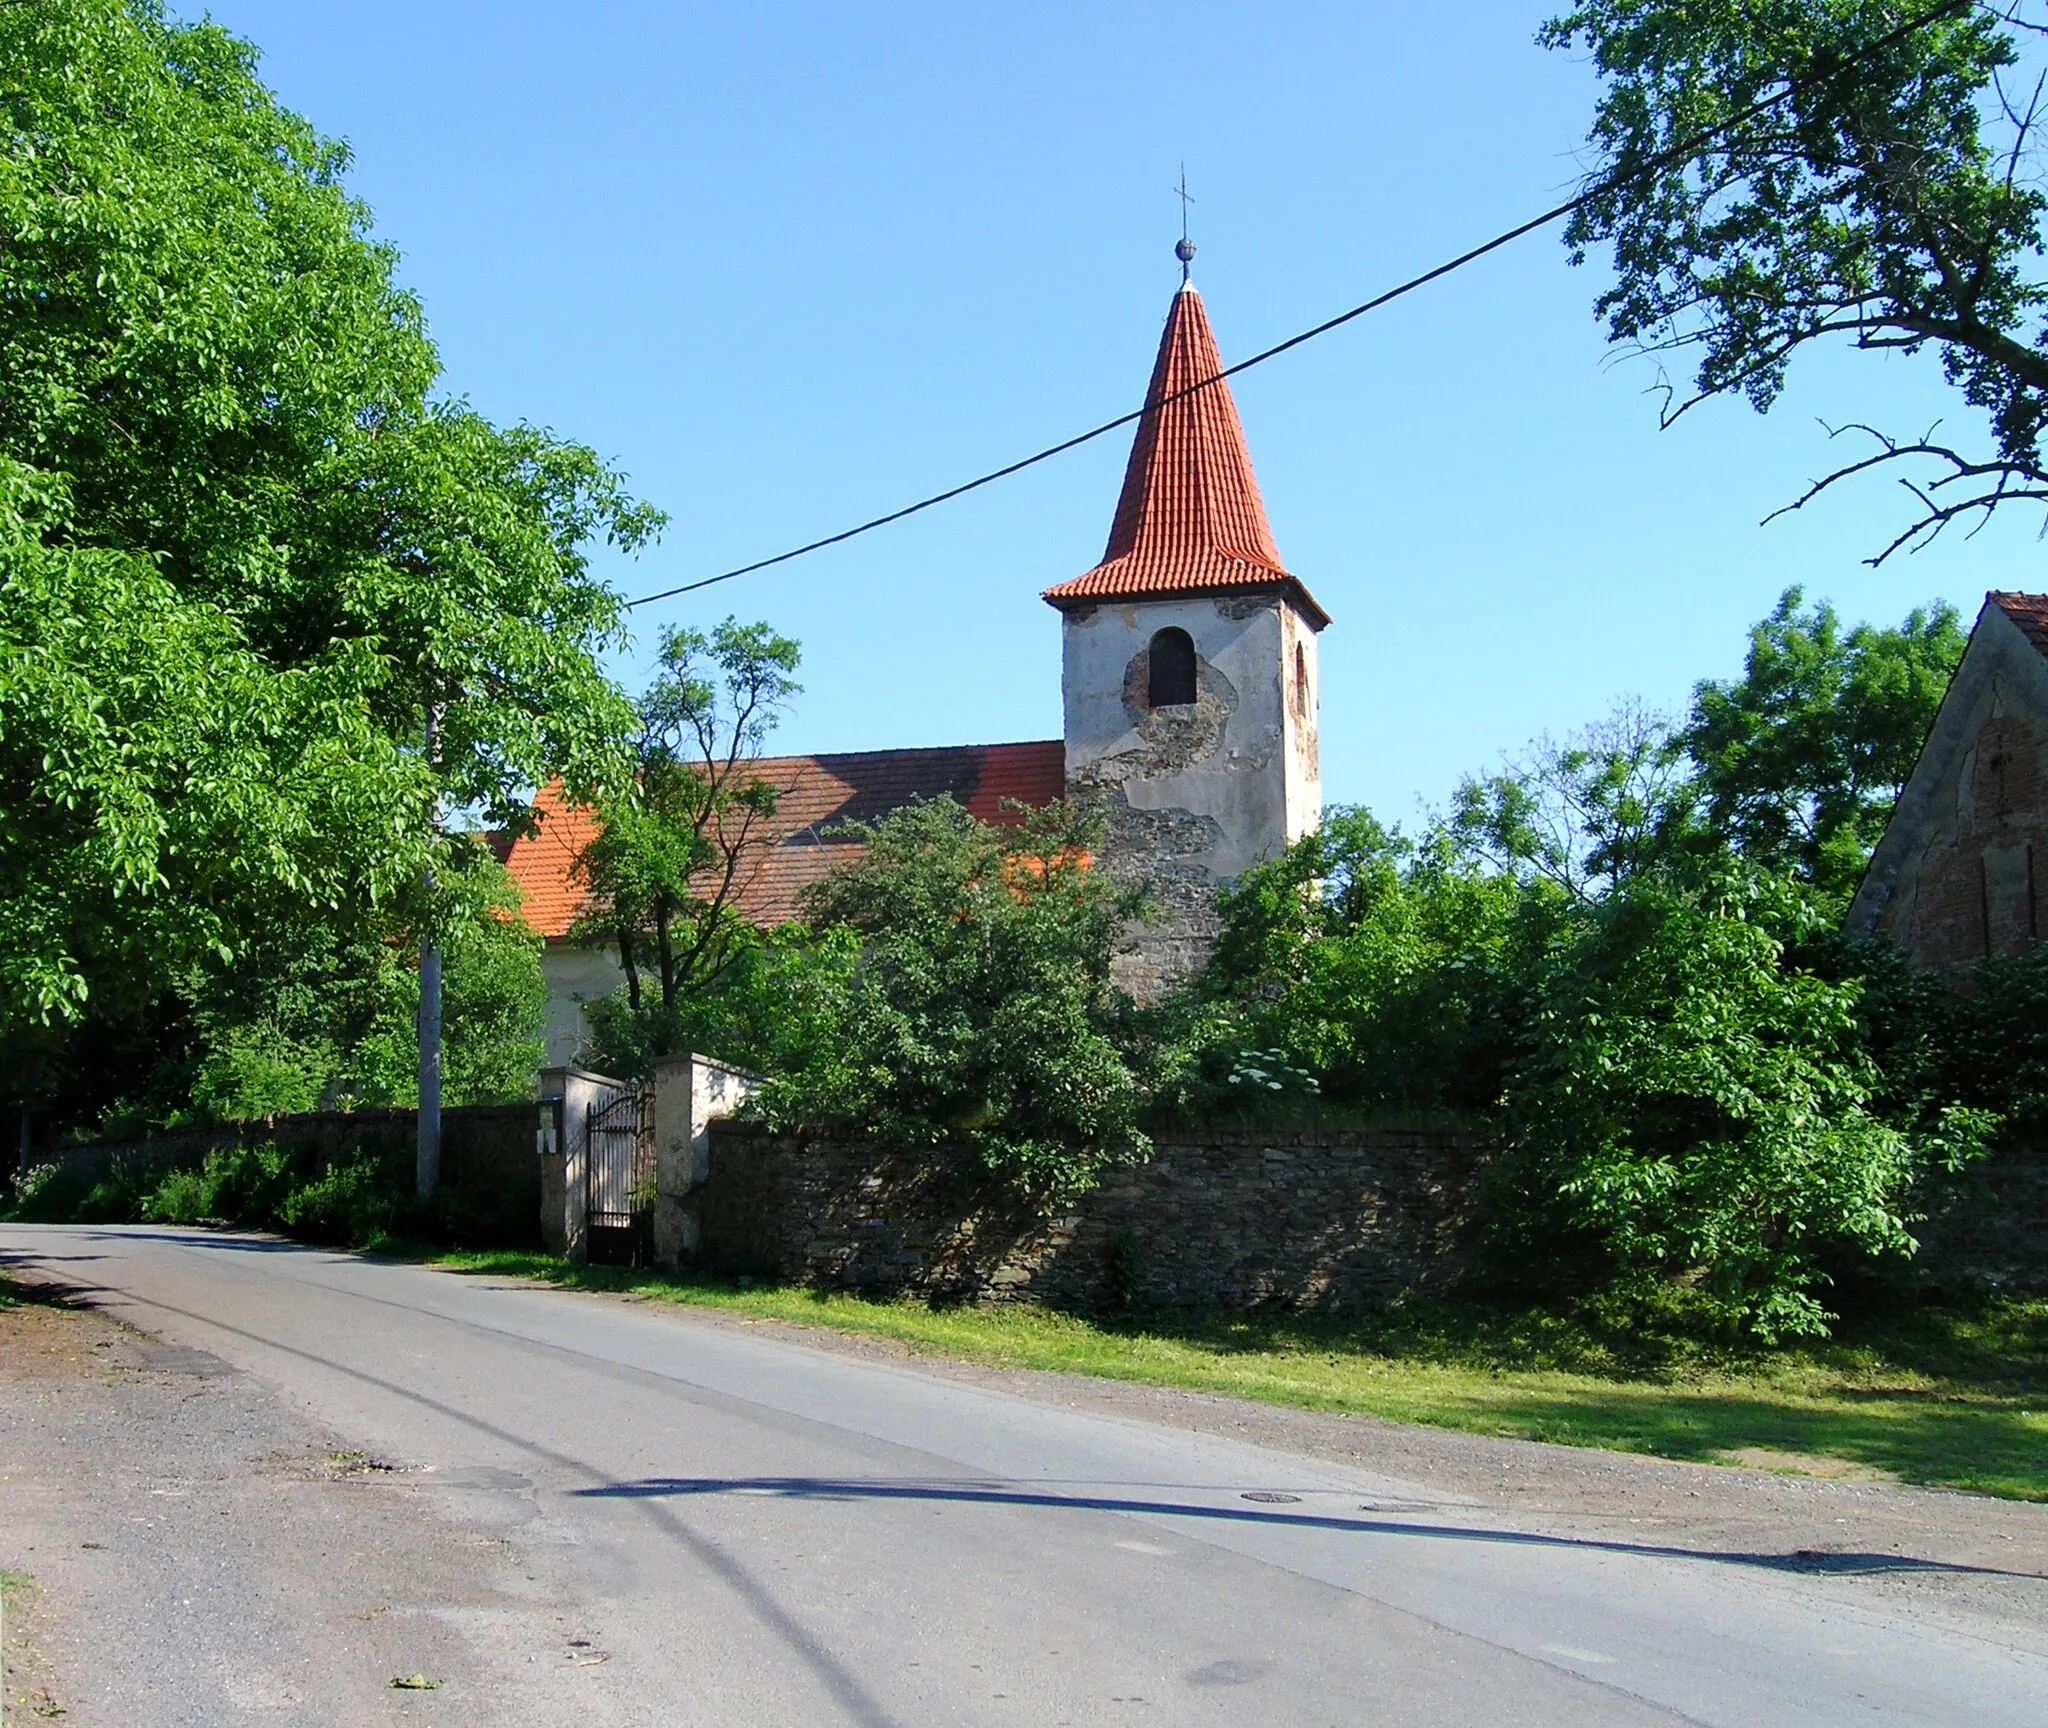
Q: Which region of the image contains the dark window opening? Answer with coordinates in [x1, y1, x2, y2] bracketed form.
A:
[1293, 643, 1310, 718]
[1148, 627, 1197, 708]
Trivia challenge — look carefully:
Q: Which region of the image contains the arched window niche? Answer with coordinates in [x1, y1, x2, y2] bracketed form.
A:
[1294, 643, 1310, 718]
[1147, 627, 1197, 708]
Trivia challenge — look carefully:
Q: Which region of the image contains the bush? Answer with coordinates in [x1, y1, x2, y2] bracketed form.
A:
[194, 1144, 303, 1225]
[275, 1156, 400, 1246]
[1188, 810, 1546, 1121]
[1182, 802, 1997, 1337]
[754, 798, 1150, 1201]
[8, 1162, 98, 1223]
[1499, 862, 1993, 1339]
[10, 1140, 435, 1251]
[140, 1166, 212, 1224]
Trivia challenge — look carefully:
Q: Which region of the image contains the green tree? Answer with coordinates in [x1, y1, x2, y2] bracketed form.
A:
[572, 619, 801, 1061]
[1444, 596, 1966, 910]
[1198, 808, 1991, 1332]
[1196, 809, 1543, 1118]
[584, 922, 861, 1084]
[1451, 703, 1701, 900]
[1684, 587, 1966, 903]
[182, 845, 544, 1121]
[4, 554, 423, 1038]
[2, 1, 658, 1124]
[1179, 585, 1997, 1333]
[1502, 860, 1990, 1337]
[1545, 0, 2048, 556]
[760, 798, 1147, 1201]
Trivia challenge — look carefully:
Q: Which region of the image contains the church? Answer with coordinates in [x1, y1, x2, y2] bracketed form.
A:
[504, 268, 1332, 1065]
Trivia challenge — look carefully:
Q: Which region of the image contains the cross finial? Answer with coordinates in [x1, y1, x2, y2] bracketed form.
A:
[1174, 165, 1196, 283]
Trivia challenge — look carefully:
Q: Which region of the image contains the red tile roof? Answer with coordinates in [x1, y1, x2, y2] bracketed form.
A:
[500, 739, 1066, 939]
[1990, 591, 2048, 654]
[498, 786, 599, 940]
[1043, 286, 1329, 630]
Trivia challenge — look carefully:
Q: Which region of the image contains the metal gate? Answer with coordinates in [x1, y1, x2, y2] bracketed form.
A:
[585, 1083, 654, 1253]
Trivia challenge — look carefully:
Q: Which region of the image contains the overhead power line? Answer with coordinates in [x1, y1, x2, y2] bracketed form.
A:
[624, 0, 1974, 612]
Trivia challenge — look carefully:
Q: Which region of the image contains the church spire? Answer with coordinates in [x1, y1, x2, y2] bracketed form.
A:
[1043, 272, 1329, 628]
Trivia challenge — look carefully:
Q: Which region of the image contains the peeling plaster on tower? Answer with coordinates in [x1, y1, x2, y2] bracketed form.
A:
[1045, 272, 1329, 999]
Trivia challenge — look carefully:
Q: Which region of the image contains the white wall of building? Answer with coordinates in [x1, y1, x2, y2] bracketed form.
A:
[539, 941, 626, 1070]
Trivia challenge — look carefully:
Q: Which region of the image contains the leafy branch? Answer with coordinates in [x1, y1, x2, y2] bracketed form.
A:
[1549, 0, 2048, 554]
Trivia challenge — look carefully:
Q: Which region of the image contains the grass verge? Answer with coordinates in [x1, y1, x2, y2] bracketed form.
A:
[433, 1251, 2048, 1501]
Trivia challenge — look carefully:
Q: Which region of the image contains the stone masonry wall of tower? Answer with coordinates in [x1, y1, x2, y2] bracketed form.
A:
[1061, 592, 1321, 998]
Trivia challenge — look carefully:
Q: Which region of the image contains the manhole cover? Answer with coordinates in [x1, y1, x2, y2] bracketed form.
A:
[1240, 1491, 1302, 1504]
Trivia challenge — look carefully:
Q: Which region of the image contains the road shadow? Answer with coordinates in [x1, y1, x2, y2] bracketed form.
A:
[1, 1226, 334, 1260]
[575, 1474, 2047, 1581]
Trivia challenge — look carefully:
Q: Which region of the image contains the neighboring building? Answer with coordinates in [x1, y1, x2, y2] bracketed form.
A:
[503, 268, 1329, 1062]
[1848, 592, 2048, 965]
[504, 743, 1065, 1067]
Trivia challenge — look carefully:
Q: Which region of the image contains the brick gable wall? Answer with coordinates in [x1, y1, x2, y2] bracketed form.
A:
[1853, 595, 2048, 968]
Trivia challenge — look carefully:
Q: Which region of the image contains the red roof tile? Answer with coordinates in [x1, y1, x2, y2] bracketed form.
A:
[500, 740, 1066, 939]
[1043, 286, 1329, 629]
[1990, 591, 2048, 655]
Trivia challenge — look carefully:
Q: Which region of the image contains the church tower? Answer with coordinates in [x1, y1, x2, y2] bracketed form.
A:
[1044, 263, 1329, 997]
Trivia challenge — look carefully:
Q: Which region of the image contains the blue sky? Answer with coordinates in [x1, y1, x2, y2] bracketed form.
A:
[204, 0, 2044, 823]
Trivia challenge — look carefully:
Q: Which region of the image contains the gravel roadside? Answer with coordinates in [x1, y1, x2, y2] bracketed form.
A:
[0, 1282, 630, 1727]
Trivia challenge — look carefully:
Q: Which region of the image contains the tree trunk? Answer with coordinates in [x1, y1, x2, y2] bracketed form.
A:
[618, 927, 642, 1012]
[655, 899, 677, 1015]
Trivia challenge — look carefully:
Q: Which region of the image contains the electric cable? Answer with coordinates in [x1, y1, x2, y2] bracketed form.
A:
[624, 0, 1975, 610]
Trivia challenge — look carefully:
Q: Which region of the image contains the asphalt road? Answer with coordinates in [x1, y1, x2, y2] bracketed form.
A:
[3, 1223, 2044, 1727]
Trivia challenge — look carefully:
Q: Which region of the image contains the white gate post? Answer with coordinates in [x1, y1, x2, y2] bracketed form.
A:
[538, 1066, 620, 1264]
[649, 1054, 758, 1273]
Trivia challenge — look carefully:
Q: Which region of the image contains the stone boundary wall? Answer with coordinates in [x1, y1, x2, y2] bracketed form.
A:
[34, 1105, 541, 1248]
[689, 1124, 2048, 1304]
[1915, 1140, 2048, 1293]
[692, 1122, 1492, 1309]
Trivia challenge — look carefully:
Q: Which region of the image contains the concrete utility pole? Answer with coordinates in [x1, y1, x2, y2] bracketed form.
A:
[417, 705, 444, 1201]
[417, 937, 442, 1199]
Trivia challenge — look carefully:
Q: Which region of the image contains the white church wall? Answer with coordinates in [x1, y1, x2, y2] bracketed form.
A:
[1280, 602, 1321, 846]
[1060, 592, 1320, 995]
[1061, 594, 1312, 873]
